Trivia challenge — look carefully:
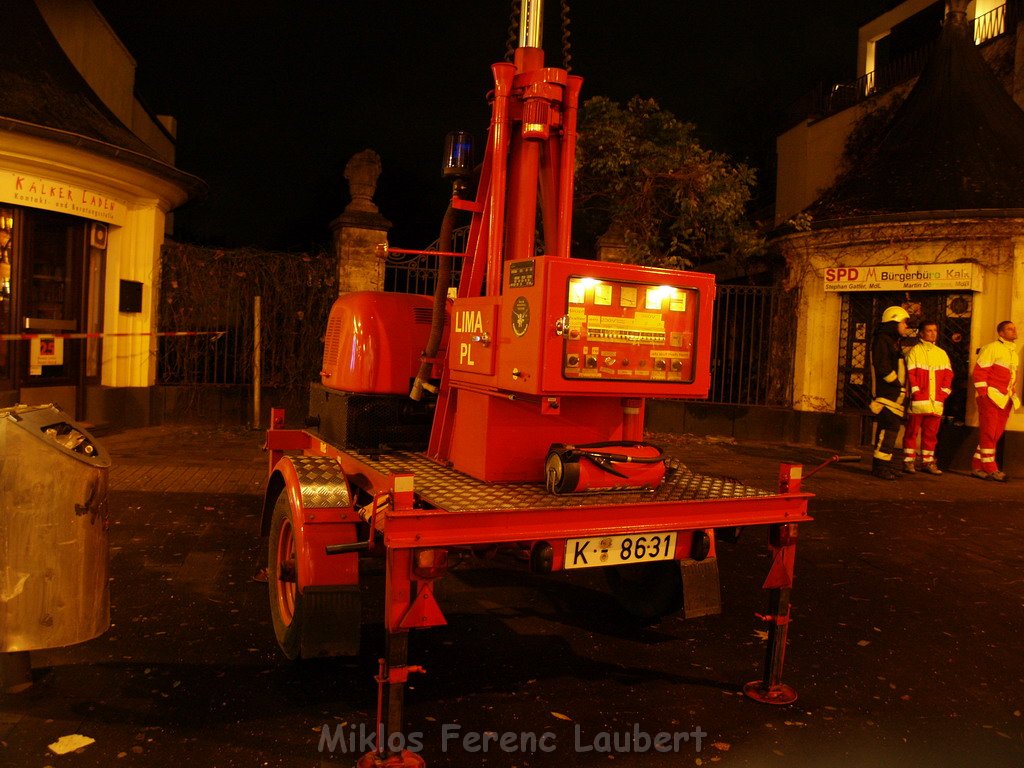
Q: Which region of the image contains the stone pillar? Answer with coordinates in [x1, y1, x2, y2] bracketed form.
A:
[596, 220, 629, 263]
[329, 150, 392, 294]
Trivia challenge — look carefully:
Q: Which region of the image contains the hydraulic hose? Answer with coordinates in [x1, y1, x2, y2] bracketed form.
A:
[409, 195, 457, 401]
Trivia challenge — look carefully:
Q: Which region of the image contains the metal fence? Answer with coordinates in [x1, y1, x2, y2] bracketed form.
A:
[706, 285, 796, 407]
[156, 241, 795, 410]
[159, 326, 247, 386]
[384, 227, 468, 295]
[157, 243, 336, 393]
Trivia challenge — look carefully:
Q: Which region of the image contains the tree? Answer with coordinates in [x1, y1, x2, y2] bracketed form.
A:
[573, 96, 762, 270]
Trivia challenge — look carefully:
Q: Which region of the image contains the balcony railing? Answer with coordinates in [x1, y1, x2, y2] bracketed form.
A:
[974, 2, 1008, 44]
[786, 1, 1016, 125]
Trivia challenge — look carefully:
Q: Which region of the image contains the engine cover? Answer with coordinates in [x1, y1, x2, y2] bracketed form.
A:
[320, 292, 435, 394]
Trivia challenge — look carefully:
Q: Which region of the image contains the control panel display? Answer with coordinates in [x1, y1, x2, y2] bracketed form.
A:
[562, 277, 698, 383]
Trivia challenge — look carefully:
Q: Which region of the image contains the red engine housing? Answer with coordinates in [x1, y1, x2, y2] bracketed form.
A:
[320, 292, 436, 395]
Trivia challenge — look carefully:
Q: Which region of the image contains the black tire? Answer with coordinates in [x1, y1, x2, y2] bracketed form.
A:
[605, 561, 683, 623]
[268, 493, 303, 659]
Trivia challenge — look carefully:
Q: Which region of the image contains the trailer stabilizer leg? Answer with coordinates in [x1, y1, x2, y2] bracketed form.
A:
[744, 587, 797, 705]
[356, 749, 426, 768]
[743, 678, 797, 706]
[357, 655, 427, 768]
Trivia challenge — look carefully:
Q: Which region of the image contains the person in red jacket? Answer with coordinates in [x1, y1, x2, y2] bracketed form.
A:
[970, 320, 1019, 481]
[903, 320, 953, 474]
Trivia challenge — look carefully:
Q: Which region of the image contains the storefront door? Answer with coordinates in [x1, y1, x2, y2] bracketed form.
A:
[0, 212, 13, 399]
[17, 210, 86, 414]
[836, 290, 973, 427]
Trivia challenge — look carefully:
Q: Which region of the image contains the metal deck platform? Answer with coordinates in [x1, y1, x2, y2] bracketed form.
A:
[349, 451, 772, 512]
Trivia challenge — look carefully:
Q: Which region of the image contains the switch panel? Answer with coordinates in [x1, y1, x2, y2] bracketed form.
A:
[491, 257, 714, 398]
[562, 277, 697, 384]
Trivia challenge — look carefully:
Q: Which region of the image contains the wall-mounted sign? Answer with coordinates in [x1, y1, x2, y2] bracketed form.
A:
[0, 169, 127, 226]
[822, 263, 983, 292]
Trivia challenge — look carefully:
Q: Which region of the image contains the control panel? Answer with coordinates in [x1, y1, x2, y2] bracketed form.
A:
[482, 257, 714, 398]
[560, 277, 697, 383]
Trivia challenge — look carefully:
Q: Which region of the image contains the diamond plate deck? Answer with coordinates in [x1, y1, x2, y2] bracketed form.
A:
[293, 456, 352, 508]
[350, 451, 772, 513]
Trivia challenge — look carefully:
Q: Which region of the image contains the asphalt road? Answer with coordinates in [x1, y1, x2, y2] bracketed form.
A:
[1, 427, 1022, 767]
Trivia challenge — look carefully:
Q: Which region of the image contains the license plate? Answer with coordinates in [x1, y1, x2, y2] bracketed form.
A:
[564, 532, 677, 570]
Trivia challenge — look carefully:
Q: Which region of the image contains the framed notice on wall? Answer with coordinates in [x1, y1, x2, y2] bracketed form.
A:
[29, 335, 63, 375]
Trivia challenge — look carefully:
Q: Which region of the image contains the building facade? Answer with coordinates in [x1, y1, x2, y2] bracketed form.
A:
[773, 0, 1024, 470]
[0, 0, 203, 420]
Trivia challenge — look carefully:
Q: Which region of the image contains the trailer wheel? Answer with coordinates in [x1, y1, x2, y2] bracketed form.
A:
[605, 561, 682, 623]
[268, 493, 303, 659]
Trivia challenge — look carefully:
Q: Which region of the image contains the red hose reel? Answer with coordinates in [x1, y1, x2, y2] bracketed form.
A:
[544, 441, 666, 494]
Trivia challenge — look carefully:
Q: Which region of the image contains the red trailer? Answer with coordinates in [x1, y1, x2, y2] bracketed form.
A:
[262, 3, 813, 765]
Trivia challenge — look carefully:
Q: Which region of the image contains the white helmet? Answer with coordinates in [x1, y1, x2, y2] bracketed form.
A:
[881, 306, 910, 323]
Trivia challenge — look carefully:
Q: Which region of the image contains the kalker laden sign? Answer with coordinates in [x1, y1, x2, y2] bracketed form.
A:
[0, 170, 127, 226]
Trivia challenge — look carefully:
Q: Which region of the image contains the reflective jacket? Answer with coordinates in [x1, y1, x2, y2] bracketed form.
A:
[870, 321, 907, 417]
[972, 338, 1020, 410]
[906, 340, 953, 415]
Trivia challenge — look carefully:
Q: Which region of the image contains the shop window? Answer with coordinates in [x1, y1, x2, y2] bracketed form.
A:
[27, 215, 74, 322]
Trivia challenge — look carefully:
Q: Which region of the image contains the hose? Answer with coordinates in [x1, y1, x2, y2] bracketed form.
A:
[409, 195, 457, 401]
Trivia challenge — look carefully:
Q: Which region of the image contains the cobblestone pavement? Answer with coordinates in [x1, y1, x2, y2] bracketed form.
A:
[1, 425, 1022, 767]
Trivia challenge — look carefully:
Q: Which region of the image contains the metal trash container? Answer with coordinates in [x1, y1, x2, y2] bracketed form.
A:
[0, 404, 110, 654]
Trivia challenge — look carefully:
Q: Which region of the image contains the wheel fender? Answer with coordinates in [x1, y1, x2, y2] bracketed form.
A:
[263, 455, 360, 588]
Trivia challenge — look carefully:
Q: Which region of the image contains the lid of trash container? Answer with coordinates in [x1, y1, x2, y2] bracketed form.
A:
[0, 403, 110, 467]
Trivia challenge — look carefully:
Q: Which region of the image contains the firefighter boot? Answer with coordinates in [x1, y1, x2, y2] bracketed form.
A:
[872, 458, 899, 480]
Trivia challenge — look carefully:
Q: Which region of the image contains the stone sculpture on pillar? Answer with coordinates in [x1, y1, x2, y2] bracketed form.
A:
[330, 149, 392, 293]
[343, 150, 383, 215]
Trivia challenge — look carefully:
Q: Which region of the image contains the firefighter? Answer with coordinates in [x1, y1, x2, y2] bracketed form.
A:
[869, 305, 911, 480]
[970, 320, 1019, 481]
[903, 320, 952, 474]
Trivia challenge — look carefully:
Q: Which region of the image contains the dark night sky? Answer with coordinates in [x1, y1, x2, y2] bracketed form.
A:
[91, 1, 891, 252]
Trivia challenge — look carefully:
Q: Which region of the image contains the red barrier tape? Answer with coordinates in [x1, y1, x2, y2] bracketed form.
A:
[0, 331, 225, 341]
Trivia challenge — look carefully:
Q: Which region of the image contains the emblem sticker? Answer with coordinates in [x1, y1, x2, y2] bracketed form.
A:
[511, 296, 530, 337]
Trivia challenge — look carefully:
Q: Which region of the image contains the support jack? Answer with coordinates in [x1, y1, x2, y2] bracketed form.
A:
[745, 516, 799, 706]
[356, 655, 426, 768]
[356, 750, 425, 768]
[742, 680, 798, 706]
[743, 586, 798, 705]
